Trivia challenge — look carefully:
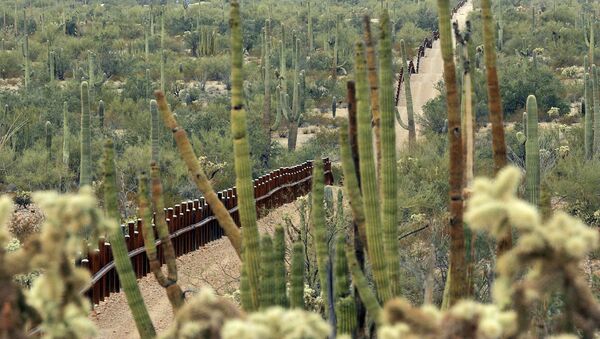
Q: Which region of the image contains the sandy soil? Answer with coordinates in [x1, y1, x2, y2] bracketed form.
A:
[90, 199, 303, 338]
[395, 0, 473, 151]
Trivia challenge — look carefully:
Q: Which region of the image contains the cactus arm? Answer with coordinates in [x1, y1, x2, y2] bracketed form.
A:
[289, 241, 305, 309]
[79, 81, 91, 187]
[259, 234, 275, 309]
[103, 140, 156, 339]
[230, 0, 261, 312]
[339, 120, 368, 252]
[311, 159, 331, 315]
[395, 107, 410, 130]
[280, 91, 291, 121]
[525, 95, 540, 207]
[154, 91, 242, 257]
[355, 42, 392, 303]
[363, 16, 381, 168]
[400, 39, 417, 148]
[437, 0, 467, 305]
[273, 224, 288, 307]
[379, 10, 401, 296]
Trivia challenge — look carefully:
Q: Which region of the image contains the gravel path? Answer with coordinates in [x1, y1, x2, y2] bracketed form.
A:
[90, 200, 303, 338]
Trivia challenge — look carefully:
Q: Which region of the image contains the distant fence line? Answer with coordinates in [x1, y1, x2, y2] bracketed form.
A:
[395, 0, 468, 106]
[78, 158, 333, 305]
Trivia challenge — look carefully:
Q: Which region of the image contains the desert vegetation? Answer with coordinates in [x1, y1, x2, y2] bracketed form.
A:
[0, 0, 599, 338]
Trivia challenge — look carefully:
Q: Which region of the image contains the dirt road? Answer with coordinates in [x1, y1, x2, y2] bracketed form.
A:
[395, 0, 473, 149]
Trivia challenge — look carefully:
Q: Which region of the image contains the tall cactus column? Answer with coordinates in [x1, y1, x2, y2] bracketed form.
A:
[593, 65, 600, 156]
[262, 20, 271, 166]
[62, 101, 69, 168]
[437, 0, 466, 306]
[230, 0, 261, 311]
[524, 95, 540, 206]
[585, 70, 594, 160]
[79, 82, 91, 188]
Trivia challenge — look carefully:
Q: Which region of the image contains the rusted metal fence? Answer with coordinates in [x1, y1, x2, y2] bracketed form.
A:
[395, 0, 468, 106]
[78, 158, 333, 305]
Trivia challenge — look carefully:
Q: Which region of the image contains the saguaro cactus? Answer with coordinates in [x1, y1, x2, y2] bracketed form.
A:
[517, 95, 540, 206]
[62, 102, 69, 167]
[79, 81, 91, 188]
[103, 140, 156, 338]
[289, 241, 305, 309]
[230, 0, 261, 311]
[584, 15, 595, 65]
[334, 234, 356, 335]
[273, 224, 288, 307]
[262, 20, 271, 165]
[98, 100, 104, 131]
[593, 65, 600, 156]
[150, 99, 159, 162]
[259, 234, 275, 309]
[397, 39, 417, 150]
[45, 121, 51, 161]
[363, 16, 381, 167]
[311, 159, 331, 315]
[307, 1, 313, 52]
[584, 70, 593, 160]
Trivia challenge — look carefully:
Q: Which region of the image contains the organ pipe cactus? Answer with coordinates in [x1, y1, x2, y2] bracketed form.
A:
[139, 168, 185, 312]
[334, 234, 357, 335]
[80, 81, 91, 188]
[355, 41, 392, 303]
[378, 10, 400, 298]
[584, 15, 595, 65]
[102, 140, 156, 338]
[273, 224, 288, 307]
[594, 65, 600, 157]
[438, 0, 467, 305]
[230, 0, 261, 311]
[396, 39, 417, 150]
[585, 71, 593, 160]
[363, 16, 381, 167]
[311, 159, 331, 314]
[259, 234, 275, 309]
[262, 20, 271, 165]
[289, 241, 305, 309]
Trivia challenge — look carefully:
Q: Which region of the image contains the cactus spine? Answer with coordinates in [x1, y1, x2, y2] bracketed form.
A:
[151, 99, 159, 162]
[437, 0, 467, 305]
[259, 234, 275, 309]
[62, 101, 69, 167]
[273, 224, 288, 307]
[523, 95, 540, 206]
[397, 39, 417, 150]
[103, 140, 156, 338]
[79, 82, 91, 187]
[230, 0, 261, 311]
[355, 41, 392, 303]
[290, 241, 305, 309]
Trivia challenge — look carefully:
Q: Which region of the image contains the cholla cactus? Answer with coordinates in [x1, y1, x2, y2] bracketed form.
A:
[221, 306, 330, 339]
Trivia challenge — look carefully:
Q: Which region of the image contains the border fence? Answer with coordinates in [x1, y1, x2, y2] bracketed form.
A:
[78, 158, 333, 305]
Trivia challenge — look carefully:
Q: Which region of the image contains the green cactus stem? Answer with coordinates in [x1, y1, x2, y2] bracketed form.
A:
[98, 100, 104, 131]
[437, 0, 466, 305]
[523, 95, 540, 207]
[45, 121, 51, 161]
[150, 99, 159, 163]
[49, 50, 55, 83]
[585, 71, 593, 160]
[139, 168, 184, 312]
[79, 81, 91, 188]
[230, 0, 261, 312]
[311, 159, 331, 315]
[154, 91, 242, 257]
[290, 241, 305, 309]
[259, 234, 275, 309]
[363, 16, 381, 168]
[482, 0, 510, 254]
[62, 102, 69, 167]
[334, 234, 356, 334]
[103, 140, 156, 338]
[379, 10, 400, 297]
[339, 120, 368, 252]
[397, 39, 417, 150]
[355, 41, 392, 303]
[262, 20, 272, 165]
[273, 224, 288, 307]
[594, 65, 600, 157]
[584, 15, 595, 65]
